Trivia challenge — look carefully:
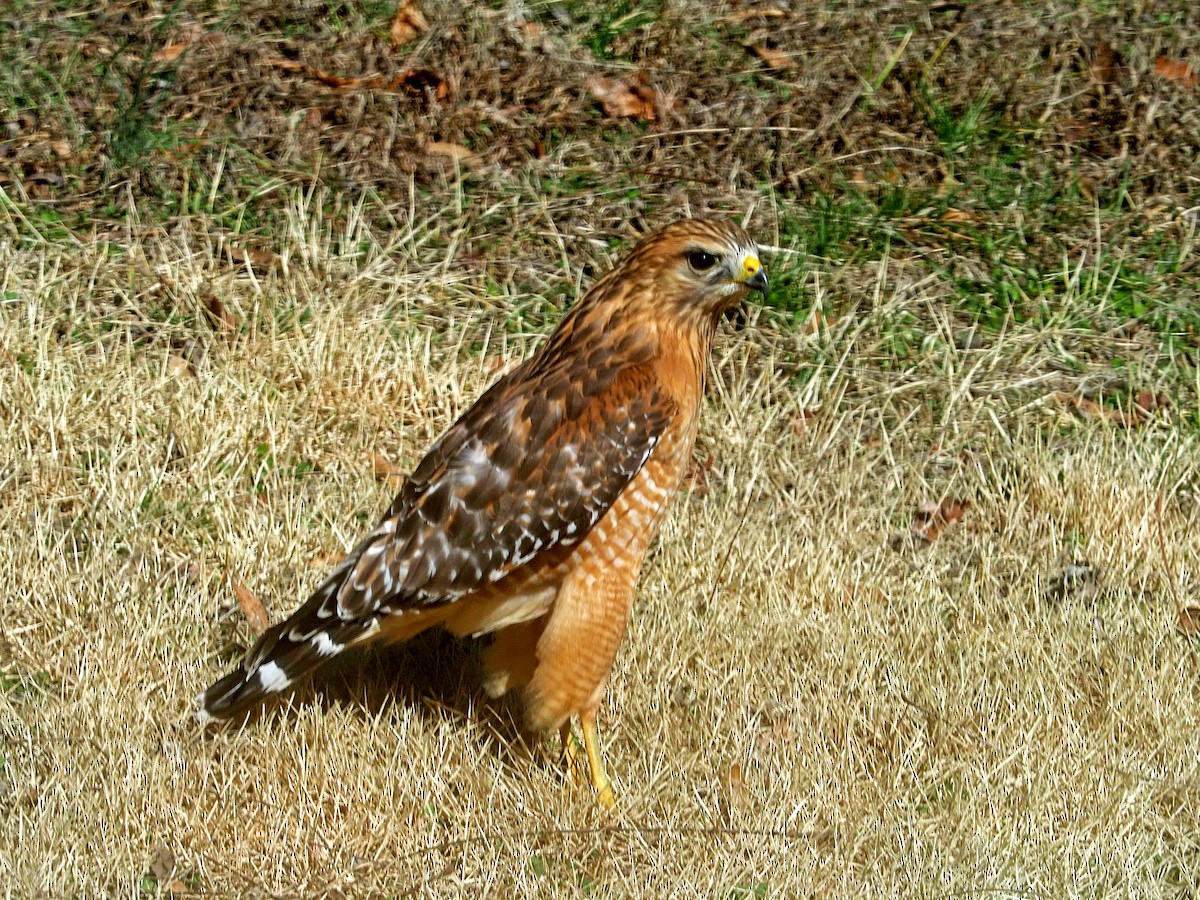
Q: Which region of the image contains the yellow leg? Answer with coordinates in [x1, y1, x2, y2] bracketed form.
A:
[560, 722, 581, 780]
[581, 715, 617, 810]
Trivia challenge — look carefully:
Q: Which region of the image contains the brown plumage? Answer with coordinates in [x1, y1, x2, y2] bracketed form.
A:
[198, 218, 767, 806]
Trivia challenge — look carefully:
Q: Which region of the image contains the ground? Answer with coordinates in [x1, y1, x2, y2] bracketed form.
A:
[1, 0, 1199, 896]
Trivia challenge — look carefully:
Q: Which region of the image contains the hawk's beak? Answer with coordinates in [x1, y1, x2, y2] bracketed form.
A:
[738, 256, 769, 297]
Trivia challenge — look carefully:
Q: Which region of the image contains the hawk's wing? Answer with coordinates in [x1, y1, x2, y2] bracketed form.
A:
[252, 356, 675, 661]
[197, 354, 674, 719]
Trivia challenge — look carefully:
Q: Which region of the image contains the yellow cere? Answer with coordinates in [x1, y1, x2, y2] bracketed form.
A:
[740, 256, 762, 281]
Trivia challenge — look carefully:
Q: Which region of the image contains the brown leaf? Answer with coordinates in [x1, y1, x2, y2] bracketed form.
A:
[1058, 391, 1162, 428]
[391, 68, 447, 100]
[940, 208, 980, 223]
[725, 8, 787, 23]
[1154, 56, 1198, 87]
[310, 551, 343, 569]
[232, 581, 270, 635]
[912, 498, 968, 542]
[204, 294, 238, 334]
[1178, 607, 1200, 638]
[722, 762, 746, 810]
[371, 451, 405, 486]
[586, 76, 659, 122]
[225, 245, 279, 272]
[1090, 40, 1120, 86]
[802, 312, 830, 334]
[483, 355, 519, 376]
[1059, 116, 1095, 144]
[165, 354, 192, 377]
[749, 44, 795, 70]
[1134, 390, 1168, 415]
[154, 42, 188, 63]
[515, 18, 544, 39]
[270, 59, 446, 99]
[792, 409, 817, 436]
[684, 453, 716, 495]
[390, 0, 428, 48]
[424, 141, 482, 168]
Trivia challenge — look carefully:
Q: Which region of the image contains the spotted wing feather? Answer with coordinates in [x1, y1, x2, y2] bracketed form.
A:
[200, 357, 674, 720]
[338, 359, 670, 611]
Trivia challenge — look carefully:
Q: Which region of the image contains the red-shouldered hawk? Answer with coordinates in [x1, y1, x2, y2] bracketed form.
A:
[198, 218, 767, 807]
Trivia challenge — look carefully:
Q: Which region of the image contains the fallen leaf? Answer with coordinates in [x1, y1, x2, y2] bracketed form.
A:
[165, 354, 192, 377]
[1153, 56, 1197, 87]
[232, 581, 270, 635]
[684, 453, 715, 495]
[155, 42, 188, 63]
[1090, 40, 1120, 86]
[722, 762, 746, 811]
[390, 0, 428, 47]
[483, 355, 519, 375]
[940, 208, 980, 223]
[725, 8, 787, 23]
[1058, 391, 1164, 428]
[225, 245, 279, 272]
[393, 68, 447, 100]
[1178, 607, 1200, 637]
[912, 498, 968, 542]
[372, 451, 405, 486]
[270, 59, 447, 99]
[802, 312, 829, 334]
[586, 76, 659, 122]
[749, 44, 794, 70]
[1134, 390, 1168, 415]
[204, 294, 238, 334]
[792, 409, 817, 436]
[1059, 116, 1095, 144]
[514, 18, 544, 39]
[424, 141, 482, 168]
[168, 880, 189, 895]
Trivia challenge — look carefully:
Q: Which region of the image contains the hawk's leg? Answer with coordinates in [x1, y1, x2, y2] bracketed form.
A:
[581, 713, 616, 810]
[560, 722, 583, 781]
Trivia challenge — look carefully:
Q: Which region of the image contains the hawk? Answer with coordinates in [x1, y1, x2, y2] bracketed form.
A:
[198, 218, 768, 808]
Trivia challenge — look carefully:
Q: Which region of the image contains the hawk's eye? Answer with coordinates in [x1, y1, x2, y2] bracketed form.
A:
[687, 250, 719, 273]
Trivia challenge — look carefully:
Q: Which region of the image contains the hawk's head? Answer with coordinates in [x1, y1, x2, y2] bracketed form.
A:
[617, 219, 768, 323]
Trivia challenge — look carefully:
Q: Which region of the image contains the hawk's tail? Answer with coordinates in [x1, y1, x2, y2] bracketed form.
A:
[196, 593, 381, 724]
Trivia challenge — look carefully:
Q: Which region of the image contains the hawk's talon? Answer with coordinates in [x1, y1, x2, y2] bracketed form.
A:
[582, 717, 618, 810]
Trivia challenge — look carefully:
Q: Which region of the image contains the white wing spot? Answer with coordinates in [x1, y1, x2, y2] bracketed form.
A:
[256, 662, 292, 693]
[312, 632, 344, 657]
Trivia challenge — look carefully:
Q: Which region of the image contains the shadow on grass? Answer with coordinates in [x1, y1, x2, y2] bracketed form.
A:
[205, 628, 546, 768]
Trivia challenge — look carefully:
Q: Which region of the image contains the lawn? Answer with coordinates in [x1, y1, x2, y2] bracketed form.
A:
[1, 0, 1199, 896]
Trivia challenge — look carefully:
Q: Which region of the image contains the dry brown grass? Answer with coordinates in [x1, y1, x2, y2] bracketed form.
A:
[2, 194, 1199, 897]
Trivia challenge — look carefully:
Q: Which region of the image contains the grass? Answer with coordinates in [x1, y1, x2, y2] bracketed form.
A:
[2, 0, 1200, 894]
[2, 193, 1199, 897]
